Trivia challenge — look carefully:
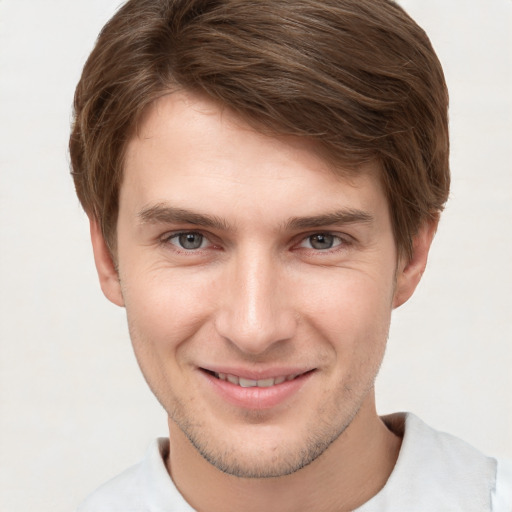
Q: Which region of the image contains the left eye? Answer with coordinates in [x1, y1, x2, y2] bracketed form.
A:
[169, 232, 207, 250]
[300, 233, 343, 250]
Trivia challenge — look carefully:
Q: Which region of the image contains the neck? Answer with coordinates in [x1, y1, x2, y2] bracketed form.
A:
[166, 394, 401, 512]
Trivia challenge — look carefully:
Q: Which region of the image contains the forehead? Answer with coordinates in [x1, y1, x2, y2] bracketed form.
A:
[122, 91, 387, 223]
[128, 91, 351, 175]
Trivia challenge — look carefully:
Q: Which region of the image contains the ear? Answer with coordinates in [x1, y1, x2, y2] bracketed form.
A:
[89, 217, 124, 307]
[393, 219, 438, 309]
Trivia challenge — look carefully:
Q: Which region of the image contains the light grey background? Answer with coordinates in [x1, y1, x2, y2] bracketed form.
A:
[0, 1, 511, 511]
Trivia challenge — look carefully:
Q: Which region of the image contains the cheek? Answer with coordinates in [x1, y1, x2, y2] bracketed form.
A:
[304, 265, 394, 314]
[297, 269, 394, 351]
[121, 268, 217, 352]
[121, 270, 217, 407]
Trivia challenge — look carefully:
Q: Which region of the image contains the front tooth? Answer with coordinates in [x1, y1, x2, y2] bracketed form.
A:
[227, 374, 239, 385]
[257, 378, 275, 388]
[239, 377, 258, 388]
[274, 376, 285, 385]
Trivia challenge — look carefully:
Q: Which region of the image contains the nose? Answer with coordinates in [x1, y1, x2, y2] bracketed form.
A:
[214, 247, 297, 355]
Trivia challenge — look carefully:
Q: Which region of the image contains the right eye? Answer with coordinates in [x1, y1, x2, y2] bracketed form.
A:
[166, 232, 208, 250]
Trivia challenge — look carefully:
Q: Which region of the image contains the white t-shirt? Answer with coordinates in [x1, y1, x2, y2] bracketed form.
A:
[76, 413, 512, 512]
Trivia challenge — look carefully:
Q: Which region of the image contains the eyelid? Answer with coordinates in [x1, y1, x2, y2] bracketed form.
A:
[158, 228, 354, 252]
[294, 231, 354, 250]
[160, 229, 215, 250]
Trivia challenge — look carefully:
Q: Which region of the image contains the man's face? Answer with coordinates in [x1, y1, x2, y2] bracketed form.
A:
[99, 92, 412, 478]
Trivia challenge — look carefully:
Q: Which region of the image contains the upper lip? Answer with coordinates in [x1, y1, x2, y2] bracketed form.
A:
[199, 366, 315, 380]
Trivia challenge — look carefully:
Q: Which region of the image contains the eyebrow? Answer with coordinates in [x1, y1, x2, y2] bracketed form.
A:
[137, 203, 373, 232]
[283, 209, 374, 230]
[137, 204, 232, 231]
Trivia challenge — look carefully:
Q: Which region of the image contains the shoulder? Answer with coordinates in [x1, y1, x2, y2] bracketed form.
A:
[357, 412, 511, 512]
[76, 438, 194, 512]
[494, 457, 512, 512]
[76, 460, 145, 512]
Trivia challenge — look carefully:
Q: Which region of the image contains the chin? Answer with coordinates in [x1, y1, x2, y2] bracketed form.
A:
[174, 414, 350, 479]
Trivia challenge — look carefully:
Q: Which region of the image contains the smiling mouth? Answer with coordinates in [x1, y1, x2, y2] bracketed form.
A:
[202, 369, 314, 388]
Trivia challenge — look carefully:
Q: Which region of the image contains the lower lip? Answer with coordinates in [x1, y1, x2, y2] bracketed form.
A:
[201, 370, 314, 410]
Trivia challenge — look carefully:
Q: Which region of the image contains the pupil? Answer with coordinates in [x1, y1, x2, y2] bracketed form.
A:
[310, 234, 333, 250]
[179, 233, 203, 249]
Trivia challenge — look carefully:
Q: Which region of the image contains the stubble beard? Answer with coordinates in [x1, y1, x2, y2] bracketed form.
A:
[166, 383, 371, 479]
[126, 309, 389, 480]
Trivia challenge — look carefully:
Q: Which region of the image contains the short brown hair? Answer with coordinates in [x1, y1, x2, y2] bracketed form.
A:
[70, 0, 449, 257]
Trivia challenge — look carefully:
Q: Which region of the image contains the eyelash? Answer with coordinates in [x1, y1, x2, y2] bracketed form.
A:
[160, 231, 213, 252]
[297, 232, 348, 251]
[160, 230, 353, 255]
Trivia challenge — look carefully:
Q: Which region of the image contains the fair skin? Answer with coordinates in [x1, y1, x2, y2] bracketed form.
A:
[91, 91, 436, 512]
